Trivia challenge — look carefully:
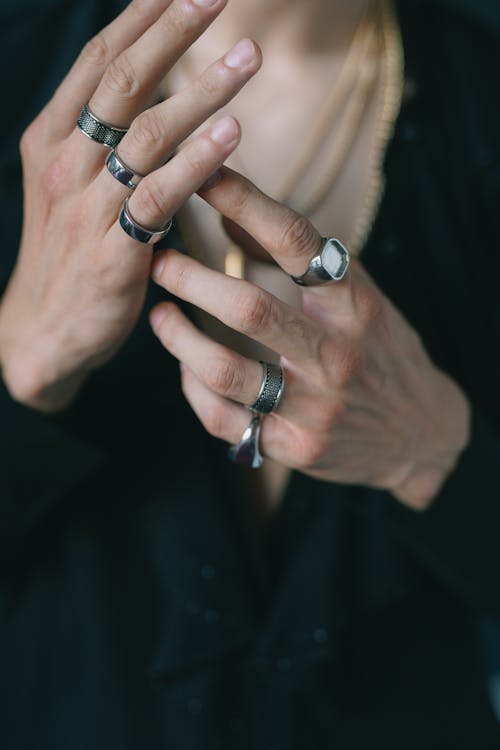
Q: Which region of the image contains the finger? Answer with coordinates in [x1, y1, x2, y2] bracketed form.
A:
[95, 39, 261, 203]
[150, 301, 286, 409]
[49, 0, 175, 138]
[180, 365, 289, 459]
[198, 166, 324, 278]
[107, 115, 240, 242]
[150, 249, 321, 364]
[88, 0, 227, 131]
[222, 216, 273, 264]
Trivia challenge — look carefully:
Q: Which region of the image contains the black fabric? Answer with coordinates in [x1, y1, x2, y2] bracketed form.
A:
[1, 1, 500, 748]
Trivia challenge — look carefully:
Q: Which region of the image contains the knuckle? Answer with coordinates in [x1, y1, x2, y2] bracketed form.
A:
[356, 287, 384, 329]
[203, 403, 227, 438]
[159, 2, 189, 37]
[2, 355, 38, 407]
[103, 53, 139, 99]
[335, 347, 362, 386]
[132, 180, 167, 226]
[130, 109, 166, 151]
[19, 119, 42, 162]
[129, 0, 155, 17]
[41, 155, 71, 198]
[181, 145, 207, 177]
[155, 305, 178, 343]
[196, 70, 220, 98]
[318, 337, 360, 387]
[294, 433, 329, 469]
[235, 288, 274, 336]
[165, 257, 191, 295]
[316, 399, 346, 432]
[81, 33, 111, 68]
[279, 212, 317, 258]
[226, 179, 252, 220]
[204, 357, 242, 396]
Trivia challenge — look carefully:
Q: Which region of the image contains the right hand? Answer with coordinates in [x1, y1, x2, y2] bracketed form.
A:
[0, 0, 261, 413]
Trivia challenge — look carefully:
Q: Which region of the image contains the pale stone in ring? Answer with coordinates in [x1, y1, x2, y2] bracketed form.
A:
[291, 238, 350, 286]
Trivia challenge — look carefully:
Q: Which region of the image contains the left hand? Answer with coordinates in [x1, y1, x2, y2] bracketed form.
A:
[150, 167, 470, 510]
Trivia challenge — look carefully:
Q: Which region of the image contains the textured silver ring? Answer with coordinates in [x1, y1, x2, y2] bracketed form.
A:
[77, 104, 127, 149]
[228, 414, 263, 469]
[119, 197, 172, 245]
[249, 361, 284, 414]
[292, 237, 350, 286]
[106, 150, 144, 189]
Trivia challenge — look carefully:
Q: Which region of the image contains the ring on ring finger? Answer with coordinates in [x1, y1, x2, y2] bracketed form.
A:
[248, 361, 284, 415]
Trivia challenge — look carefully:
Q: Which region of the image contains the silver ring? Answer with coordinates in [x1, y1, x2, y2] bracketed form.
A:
[249, 361, 284, 414]
[291, 237, 350, 286]
[77, 104, 127, 149]
[228, 414, 263, 469]
[119, 197, 172, 245]
[106, 150, 144, 189]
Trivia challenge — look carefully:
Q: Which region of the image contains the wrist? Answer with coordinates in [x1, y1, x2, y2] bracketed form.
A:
[0, 321, 85, 414]
[390, 371, 471, 511]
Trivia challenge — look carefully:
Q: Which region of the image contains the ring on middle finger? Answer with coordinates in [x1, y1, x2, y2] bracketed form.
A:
[248, 361, 284, 415]
[106, 150, 145, 190]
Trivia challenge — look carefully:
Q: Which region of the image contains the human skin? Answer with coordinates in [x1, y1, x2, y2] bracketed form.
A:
[149, 167, 471, 511]
[0, 0, 261, 411]
[0, 0, 470, 509]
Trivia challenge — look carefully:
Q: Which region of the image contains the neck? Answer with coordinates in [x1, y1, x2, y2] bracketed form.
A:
[212, 0, 372, 56]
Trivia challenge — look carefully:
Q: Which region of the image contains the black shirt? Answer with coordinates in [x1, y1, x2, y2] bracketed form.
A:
[1, 1, 500, 747]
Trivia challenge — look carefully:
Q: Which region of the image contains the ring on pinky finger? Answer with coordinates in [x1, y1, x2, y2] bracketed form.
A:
[181, 365, 308, 471]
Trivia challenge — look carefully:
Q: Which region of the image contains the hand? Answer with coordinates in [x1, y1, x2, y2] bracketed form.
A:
[149, 167, 471, 510]
[0, 0, 261, 413]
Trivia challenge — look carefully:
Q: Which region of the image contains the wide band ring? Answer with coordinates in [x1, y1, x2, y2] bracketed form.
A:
[106, 150, 144, 189]
[228, 414, 263, 469]
[292, 237, 350, 286]
[119, 197, 172, 245]
[77, 104, 128, 149]
[249, 361, 284, 414]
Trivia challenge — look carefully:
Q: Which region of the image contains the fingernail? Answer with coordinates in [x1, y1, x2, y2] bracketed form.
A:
[150, 306, 167, 331]
[224, 39, 256, 69]
[151, 254, 167, 281]
[192, 0, 218, 7]
[199, 170, 222, 192]
[210, 117, 239, 146]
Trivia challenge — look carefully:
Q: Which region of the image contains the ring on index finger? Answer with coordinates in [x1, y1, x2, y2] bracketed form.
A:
[291, 238, 350, 287]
